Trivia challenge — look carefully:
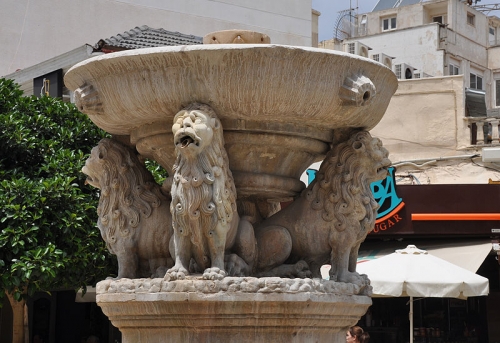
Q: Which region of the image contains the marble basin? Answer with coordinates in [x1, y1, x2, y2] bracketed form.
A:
[64, 44, 397, 200]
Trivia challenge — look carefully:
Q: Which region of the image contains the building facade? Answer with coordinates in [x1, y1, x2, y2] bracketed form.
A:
[314, 1, 500, 341]
[314, 0, 500, 196]
[327, 0, 500, 112]
[1, 0, 317, 77]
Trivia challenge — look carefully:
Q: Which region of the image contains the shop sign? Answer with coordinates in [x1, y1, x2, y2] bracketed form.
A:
[370, 167, 405, 233]
[306, 167, 405, 233]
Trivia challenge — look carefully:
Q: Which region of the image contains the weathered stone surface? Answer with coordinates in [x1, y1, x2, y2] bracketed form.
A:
[166, 103, 256, 281]
[203, 29, 271, 44]
[65, 44, 397, 200]
[67, 37, 397, 342]
[97, 276, 371, 296]
[64, 45, 396, 133]
[254, 131, 391, 282]
[81, 138, 173, 279]
[96, 277, 372, 343]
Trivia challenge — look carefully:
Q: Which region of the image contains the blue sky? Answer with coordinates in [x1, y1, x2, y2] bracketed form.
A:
[312, 0, 378, 41]
[312, 0, 500, 42]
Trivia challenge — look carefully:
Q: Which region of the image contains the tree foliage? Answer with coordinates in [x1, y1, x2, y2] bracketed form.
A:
[0, 78, 117, 303]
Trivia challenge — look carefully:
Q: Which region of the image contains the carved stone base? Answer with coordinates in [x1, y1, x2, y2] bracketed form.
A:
[96, 277, 371, 343]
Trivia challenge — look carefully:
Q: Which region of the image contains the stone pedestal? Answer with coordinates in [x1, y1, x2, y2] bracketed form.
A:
[96, 277, 371, 343]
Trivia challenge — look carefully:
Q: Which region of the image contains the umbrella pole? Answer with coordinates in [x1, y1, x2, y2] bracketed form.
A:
[409, 296, 414, 343]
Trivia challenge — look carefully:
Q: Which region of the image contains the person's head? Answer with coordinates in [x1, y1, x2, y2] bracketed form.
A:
[346, 326, 370, 343]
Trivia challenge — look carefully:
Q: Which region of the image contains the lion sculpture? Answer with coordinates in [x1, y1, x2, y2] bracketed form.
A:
[165, 103, 256, 281]
[254, 130, 391, 283]
[82, 138, 173, 279]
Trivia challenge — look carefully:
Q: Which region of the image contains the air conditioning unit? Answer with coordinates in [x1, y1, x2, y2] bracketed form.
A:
[343, 41, 371, 58]
[370, 53, 393, 69]
[393, 63, 416, 80]
[482, 147, 500, 162]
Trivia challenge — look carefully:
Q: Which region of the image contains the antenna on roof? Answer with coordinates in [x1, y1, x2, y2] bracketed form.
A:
[472, 3, 500, 14]
[334, 0, 359, 40]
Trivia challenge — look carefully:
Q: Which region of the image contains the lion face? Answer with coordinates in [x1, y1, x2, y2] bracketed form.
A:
[172, 108, 219, 157]
[357, 136, 391, 182]
[82, 144, 104, 189]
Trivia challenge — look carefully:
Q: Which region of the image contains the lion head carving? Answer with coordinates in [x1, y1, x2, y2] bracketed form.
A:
[167, 103, 239, 280]
[82, 138, 173, 278]
[305, 130, 391, 232]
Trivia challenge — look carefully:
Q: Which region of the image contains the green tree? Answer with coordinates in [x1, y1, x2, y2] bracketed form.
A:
[0, 78, 117, 305]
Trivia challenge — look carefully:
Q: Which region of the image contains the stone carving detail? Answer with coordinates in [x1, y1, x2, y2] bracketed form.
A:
[203, 29, 271, 44]
[74, 82, 103, 115]
[339, 74, 377, 107]
[83, 127, 390, 286]
[253, 131, 391, 283]
[97, 276, 371, 296]
[67, 35, 400, 342]
[82, 138, 173, 279]
[165, 103, 256, 281]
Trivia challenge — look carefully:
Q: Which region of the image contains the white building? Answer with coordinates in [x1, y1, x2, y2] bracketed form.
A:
[340, 0, 500, 110]
[316, 4, 500, 341]
[315, 0, 500, 186]
[344, 0, 500, 86]
[1, 0, 317, 77]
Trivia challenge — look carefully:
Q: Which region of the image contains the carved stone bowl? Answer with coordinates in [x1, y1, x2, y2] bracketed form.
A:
[64, 44, 397, 200]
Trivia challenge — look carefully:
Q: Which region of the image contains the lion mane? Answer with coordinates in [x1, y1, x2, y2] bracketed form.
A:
[254, 130, 390, 282]
[305, 130, 384, 233]
[170, 103, 237, 271]
[83, 138, 173, 278]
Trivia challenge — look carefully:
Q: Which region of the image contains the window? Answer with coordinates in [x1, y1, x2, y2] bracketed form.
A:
[470, 73, 483, 90]
[394, 64, 402, 79]
[467, 13, 475, 26]
[382, 17, 397, 31]
[433, 16, 443, 24]
[449, 64, 459, 75]
[496, 79, 500, 107]
[359, 14, 368, 36]
[348, 43, 355, 55]
[489, 26, 496, 45]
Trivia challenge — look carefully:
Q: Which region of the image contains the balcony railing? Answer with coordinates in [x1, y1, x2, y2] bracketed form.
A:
[465, 116, 500, 145]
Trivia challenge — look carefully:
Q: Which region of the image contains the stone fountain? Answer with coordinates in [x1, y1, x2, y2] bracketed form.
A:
[65, 30, 397, 343]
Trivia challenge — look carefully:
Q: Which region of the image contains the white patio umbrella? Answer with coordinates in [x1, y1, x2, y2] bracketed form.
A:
[356, 245, 489, 343]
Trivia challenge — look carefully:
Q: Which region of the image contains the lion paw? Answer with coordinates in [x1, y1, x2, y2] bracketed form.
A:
[225, 254, 250, 277]
[203, 267, 227, 280]
[153, 266, 168, 278]
[256, 260, 312, 278]
[164, 266, 189, 281]
[294, 260, 312, 279]
[337, 271, 369, 286]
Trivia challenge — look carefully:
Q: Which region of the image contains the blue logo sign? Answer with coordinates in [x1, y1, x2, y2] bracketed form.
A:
[306, 167, 402, 220]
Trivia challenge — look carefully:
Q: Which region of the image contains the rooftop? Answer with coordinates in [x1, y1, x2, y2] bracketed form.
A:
[95, 25, 203, 52]
[373, 0, 421, 12]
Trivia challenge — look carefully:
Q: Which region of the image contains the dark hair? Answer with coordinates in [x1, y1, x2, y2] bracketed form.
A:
[349, 326, 370, 343]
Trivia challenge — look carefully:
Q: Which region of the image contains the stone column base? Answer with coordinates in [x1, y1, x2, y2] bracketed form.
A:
[96, 277, 371, 343]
